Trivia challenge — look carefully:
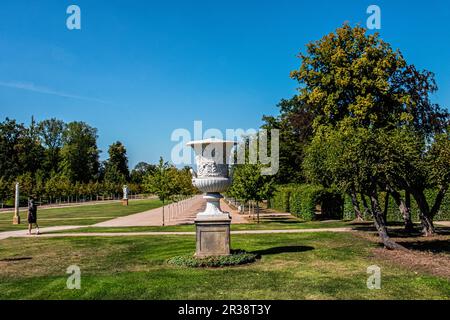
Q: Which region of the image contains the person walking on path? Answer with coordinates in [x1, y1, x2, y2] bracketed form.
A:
[27, 197, 40, 235]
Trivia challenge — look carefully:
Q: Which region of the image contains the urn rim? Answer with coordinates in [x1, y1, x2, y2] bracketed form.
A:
[186, 138, 237, 147]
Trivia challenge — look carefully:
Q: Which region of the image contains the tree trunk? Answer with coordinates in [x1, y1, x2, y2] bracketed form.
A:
[162, 199, 165, 226]
[369, 189, 404, 250]
[360, 193, 371, 217]
[411, 189, 435, 236]
[390, 189, 414, 232]
[430, 186, 448, 217]
[256, 201, 260, 224]
[405, 191, 411, 209]
[383, 191, 389, 224]
[349, 190, 363, 221]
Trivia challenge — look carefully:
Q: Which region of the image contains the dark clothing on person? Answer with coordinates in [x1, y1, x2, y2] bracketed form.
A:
[28, 201, 37, 224]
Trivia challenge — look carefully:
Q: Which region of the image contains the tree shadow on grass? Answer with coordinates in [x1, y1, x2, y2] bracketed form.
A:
[255, 218, 305, 224]
[349, 224, 377, 232]
[0, 257, 32, 262]
[386, 228, 424, 238]
[348, 223, 450, 238]
[251, 245, 314, 256]
[397, 239, 450, 254]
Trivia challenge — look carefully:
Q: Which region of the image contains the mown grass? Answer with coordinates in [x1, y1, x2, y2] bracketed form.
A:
[0, 199, 165, 232]
[45, 218, 356, 234]
[0, 232, 448, 299]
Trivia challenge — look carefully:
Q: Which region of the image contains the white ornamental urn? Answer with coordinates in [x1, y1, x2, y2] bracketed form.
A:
[187, 139, 236, 217]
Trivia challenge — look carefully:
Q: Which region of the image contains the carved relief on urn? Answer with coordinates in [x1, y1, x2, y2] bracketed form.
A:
[196, 155, 229, 178]
[187, 139, 236, 214]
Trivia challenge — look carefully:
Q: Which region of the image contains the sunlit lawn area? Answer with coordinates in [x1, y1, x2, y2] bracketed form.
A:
[1, 199, 449, 300]
[45, 219, 356, 234]
[0, 199, 165, 232]
[0, 232, 449, 300]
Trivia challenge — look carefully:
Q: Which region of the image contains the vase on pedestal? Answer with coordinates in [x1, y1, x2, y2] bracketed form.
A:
[187, 139, 236, 257]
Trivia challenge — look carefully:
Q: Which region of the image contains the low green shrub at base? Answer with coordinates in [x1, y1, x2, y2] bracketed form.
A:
[167, 250, 258, 268]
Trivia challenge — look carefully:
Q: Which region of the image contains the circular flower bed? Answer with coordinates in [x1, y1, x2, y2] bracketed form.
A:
[167, 249, 258, 268]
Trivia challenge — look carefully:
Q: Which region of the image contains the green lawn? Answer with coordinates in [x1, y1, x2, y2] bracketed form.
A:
[45, 219, 356, 234]
[0, 232, 448, 299]
[0, 199, 165, 232]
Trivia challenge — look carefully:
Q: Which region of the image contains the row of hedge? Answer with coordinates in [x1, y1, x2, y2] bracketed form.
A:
[269, 184, 343, 221]
[270, 184, 450, 222]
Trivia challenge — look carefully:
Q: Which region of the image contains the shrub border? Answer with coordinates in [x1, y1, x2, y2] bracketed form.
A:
[167, 249, 258, 268]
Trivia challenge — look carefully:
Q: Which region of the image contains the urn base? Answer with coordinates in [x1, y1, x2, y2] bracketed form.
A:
[195, 214, 231, 257]
[196, 193, 230, 217]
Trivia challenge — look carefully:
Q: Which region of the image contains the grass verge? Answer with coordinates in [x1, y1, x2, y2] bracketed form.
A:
[0, 231, 449, 299]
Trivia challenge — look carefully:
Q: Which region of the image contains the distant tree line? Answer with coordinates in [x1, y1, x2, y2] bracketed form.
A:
[0, 117, 196, 206]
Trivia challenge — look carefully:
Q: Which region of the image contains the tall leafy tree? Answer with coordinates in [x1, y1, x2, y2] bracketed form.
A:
[291, 25, 409, 129]
[0, 117, 44, 180]
[38, 118, 65, 174]
[229, 134, 276, 222]
[173, 166, 197, 196]
[18, 116, 45, 177]
[229, 163, 275, 223]
[143, 157, 177, 226]
[130, 162, 156, 184]
[104, 163, 127, 185]
[0, 118, 25, 178]
[384, 129, 450, 235]
[296, 24, 448, 242]
[104, 141, 130, 182]
[60, 122, 100, 183]
[262, 97, 314, 184]
[290, 24, 448, 135]
[304, 126, 405, 249]
[0, 177, 10, 205]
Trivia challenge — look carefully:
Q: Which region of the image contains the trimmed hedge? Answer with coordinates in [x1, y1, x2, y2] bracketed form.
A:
[269, 185, 295, 212]
[289, 185, 322, 221]
[270, 184, 343, 221]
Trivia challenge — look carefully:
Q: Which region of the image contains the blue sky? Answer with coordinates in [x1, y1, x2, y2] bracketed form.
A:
[1, 0, 449, 167]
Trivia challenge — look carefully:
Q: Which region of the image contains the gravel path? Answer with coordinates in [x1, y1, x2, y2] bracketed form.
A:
[93, 195, 249, 227]
[0, 226, 84, 240]
[436, 221, 450, 227]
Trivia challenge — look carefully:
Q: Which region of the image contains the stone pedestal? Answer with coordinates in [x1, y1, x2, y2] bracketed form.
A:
[13, 215, 20, 225]
[122, 199, 129, 206]
[195, 214, 231, 257]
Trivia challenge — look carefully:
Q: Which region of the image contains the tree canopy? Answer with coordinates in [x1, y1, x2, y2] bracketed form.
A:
[60, 121, 100, 183]
[269, 24, 449, 247]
